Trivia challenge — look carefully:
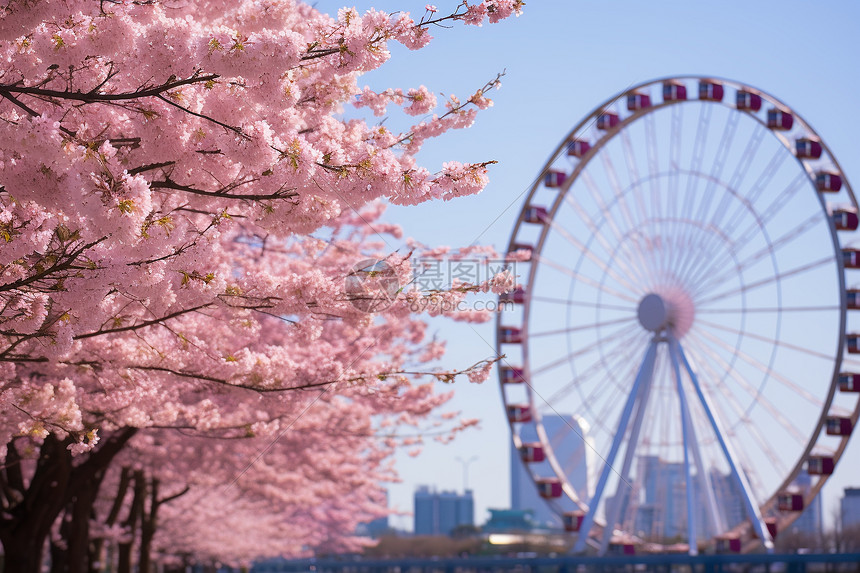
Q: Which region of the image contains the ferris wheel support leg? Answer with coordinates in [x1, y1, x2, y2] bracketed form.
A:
[673, 338, 774, 552]
[668, 340, 699, 556]
[682, 378, 725, 537]
[598, 345, 658, 556]
[571, 339, 659, 555]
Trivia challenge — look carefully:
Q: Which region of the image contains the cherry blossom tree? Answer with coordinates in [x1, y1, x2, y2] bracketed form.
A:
[0, 0, 522, 571]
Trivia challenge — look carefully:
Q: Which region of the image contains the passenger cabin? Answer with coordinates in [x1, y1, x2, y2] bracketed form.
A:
[736, 90, 763, 111]
[524, 206, 548, 224]
[849, 334, 860, 354]
[536, 478, 563, 499]
[816, 171, 842, 192]
[544, 169, 567, 188]
[839, 372, 860, 392]
[833, 210, 859, 231]
[807, 455, 835, 475]
[796, 138, 823, 160]
[567, 139, 591, 158]
[778, 492, 804, 511]
[509, 243, 533, 259]
[627, 91, 651, 111]
[766, 517, 779, 539]
[843, 249, 860, 269]
[500, 366, 525, 384]
[596, 112, 620, 130]
[663, 81, 687, 102]
[767, 109, 794, 130]
[826, 415, 853, 436]
[716, 536, 741, 553]
[501, 288, 526, 304]
[519, 443, 545, 463]
[506, 404, 532, 423]
[563, 511, 585, 532]
[500, 327, 523, 344]
[848, 289, 860, 310]
[699, 80, 724, 101]
[608, 542, 636, 556]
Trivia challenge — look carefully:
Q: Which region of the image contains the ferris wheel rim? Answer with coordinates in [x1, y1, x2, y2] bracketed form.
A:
[496, 75, 859, 552]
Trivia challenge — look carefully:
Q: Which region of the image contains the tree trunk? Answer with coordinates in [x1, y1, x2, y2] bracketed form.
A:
[0, 429, 138, 573]
[89, 467, 132, 573]
[117, 470, 145, 573]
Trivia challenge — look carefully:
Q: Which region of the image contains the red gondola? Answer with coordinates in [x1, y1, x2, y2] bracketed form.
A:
[663, 81, 687, 102]
[627, 91, 651, 111]
[826, 415, 853, 436]
[844, 249, 860, 269]
[699, 80, 724, 102]
[567, 139, 591, 158]
[778, 492, 804, 511]
[499, 327, 522, 344]
[716, 536, 741, 553]
[807, 455, 835, 475]
[608, 542, 636, 556]
[848, 289, 860, 309]
[500, 288, 526, 304]
[833, 210, 859, 231]
[524, 206, 548, 224]
[509, 243, 533, 259]
[506, 404, 532, 423]
[767, 109, 794, 130]
[596, 112, 619, 130]
[816, 171, 842, 192]
[500, 366, 525, 384]
[519, 442, 545, 463]
[766, 518, 779, 539]
[796, 138, 823, 160]
[544, 169, 567, 188]
[737, 90, 763, 111]
[563, 511, 585, 532]
[536, 478, 563, 499]
[839, 372, 860, 392]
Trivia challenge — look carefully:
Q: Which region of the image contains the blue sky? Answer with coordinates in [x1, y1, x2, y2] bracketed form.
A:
[314, 1, 860, 532]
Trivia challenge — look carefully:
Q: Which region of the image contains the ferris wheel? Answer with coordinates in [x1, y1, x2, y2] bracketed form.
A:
[496, 76, 860, 555]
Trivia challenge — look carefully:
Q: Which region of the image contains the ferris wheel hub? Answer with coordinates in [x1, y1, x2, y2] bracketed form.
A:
[637, 288, 695, 337]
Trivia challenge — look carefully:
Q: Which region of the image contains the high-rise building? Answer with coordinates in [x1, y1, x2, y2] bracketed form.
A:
[841, 488, 860, 531]
[510, 414, 591, 528]
[413, 486, 474, 535]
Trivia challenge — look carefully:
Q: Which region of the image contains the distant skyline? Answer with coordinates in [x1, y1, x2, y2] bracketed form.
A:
[314, 1, 860, 534]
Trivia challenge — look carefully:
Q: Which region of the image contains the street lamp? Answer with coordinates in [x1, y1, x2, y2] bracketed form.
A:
[455, 455, 478, 492]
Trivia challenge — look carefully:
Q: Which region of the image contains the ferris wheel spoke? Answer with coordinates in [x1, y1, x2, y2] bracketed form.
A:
[721, 146, 789, 238]
[529, 322, 643, 378]
[530, 295, 635, 313]
[561, 192, 655, 289]
[536, 255, 639, 303]
[672, 104, 714, 278]
[673, 338, 774, 549]
[579, 171, 657, 283]
[573, 340, 659, 554]
[545, 218, 645, 294]
[689, 209, 823, 296]
[696, 305, 838, 315]
[710, 124, 768, 231]
[696, 316, 836, 365]
[690, 323, 825, 409]
[530, 316, 638, 339]
[685, 333, 807, 450]
[696, 255, 833, 307]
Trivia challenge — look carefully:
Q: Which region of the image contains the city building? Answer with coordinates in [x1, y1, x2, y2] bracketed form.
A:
[413, 486, 474, 536]
[842, 487, 860, 531]
[510, 414, 591, 528]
